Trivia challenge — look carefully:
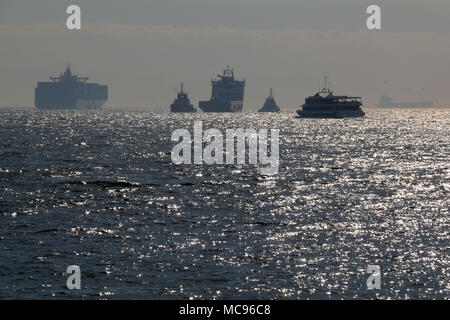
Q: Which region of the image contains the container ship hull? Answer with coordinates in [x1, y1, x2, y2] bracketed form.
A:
[35, 94, 107, 110]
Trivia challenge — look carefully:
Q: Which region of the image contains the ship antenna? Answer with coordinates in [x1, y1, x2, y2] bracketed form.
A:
[270, 88, 273, 98]
[321, 75, 331, 93]
[180, 82, 184, 93]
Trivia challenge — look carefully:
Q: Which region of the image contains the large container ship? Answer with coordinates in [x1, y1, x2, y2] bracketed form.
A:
[35, 66, 108, 110]
[259, 88, 280, 112]
[297, 77, 364, 118]
[199, 66, 245, 112]
[170, 82, 196, 112]
[377, 96, 434, 108]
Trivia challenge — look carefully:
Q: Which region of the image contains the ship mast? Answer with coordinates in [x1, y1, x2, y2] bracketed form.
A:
[321, 75, 331, 93]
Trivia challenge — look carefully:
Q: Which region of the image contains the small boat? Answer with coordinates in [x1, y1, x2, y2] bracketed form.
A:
[259, 89, 280, 113]
[170, 82, 197, 113]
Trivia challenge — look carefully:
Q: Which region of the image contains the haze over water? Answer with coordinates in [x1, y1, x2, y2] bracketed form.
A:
[0, 109, 448, 299]
[2, 0, 450, 109]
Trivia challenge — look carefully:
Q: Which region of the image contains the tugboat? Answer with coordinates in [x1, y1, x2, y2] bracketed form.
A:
[199, 66, 245, 112]
[35, 65, 108, 110]
[170, 82, 196, 113]
[259, 89, 280, 112]
[297, 76, 364, 118]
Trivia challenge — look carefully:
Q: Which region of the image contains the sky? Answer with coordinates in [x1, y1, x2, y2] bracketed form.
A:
[1, 0, 450, 110]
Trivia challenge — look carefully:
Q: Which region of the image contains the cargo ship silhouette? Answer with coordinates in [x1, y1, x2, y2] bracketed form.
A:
[35, 66, 108, 110]
[199, 66, 245, 112]
[378, 96, 434, 108]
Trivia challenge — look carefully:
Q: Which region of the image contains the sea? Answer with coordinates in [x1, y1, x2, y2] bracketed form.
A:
[0, 109, 448, 299]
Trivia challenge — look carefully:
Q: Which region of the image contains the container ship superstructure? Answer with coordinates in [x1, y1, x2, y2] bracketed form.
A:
[297, 77, 364, 118]
[35, 66, 108, 110]
[199, 66, 245, 112]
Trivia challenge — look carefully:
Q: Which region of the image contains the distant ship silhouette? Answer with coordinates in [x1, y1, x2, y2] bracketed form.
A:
[199, 66, 245, 112]
[170, 82, 196, 113]
[258, 89, 280, 112]
[378, 96, 433, 108]
[35, 65, 108, 110]
[297, 76, 364, 118]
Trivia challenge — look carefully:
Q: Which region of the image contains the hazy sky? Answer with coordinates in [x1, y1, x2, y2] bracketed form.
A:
[1, 0, 450, 110]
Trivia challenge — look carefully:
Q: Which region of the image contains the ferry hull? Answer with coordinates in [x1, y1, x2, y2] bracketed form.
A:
[297, 102, 365, 118]
[297, 109, 365, 118]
